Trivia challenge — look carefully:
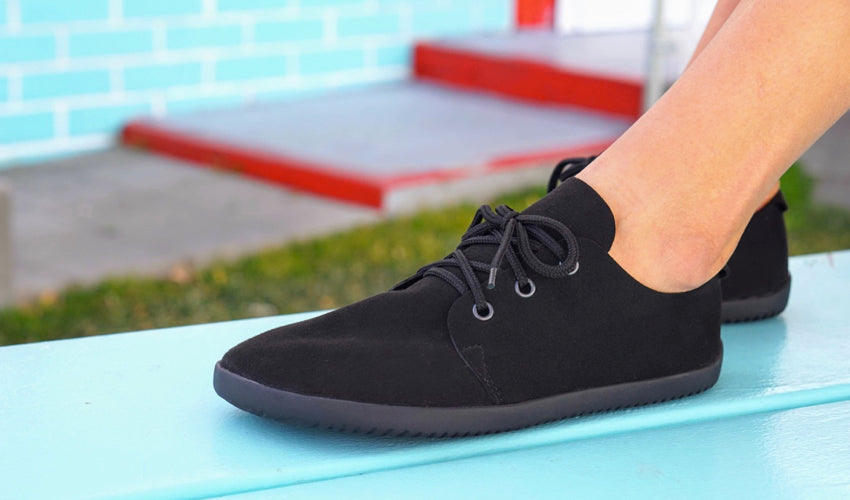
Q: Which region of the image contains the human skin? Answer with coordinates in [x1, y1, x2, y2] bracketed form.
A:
[687, 0, 742, 68]
[688, 1, 781, 210]
[576, 0, 850, 293]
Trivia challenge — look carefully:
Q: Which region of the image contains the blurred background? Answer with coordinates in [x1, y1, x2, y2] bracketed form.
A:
[0, 0, 848, 344]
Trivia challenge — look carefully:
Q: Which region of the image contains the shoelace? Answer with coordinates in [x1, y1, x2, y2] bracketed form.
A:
[546, 156, 597, 193]
[394, 204, 579, 320]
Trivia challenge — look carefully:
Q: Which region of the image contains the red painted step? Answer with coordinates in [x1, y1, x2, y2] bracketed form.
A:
[414, 31, 661, 119]
[122, 83, 629, 212]
[121, 32, 653, 211]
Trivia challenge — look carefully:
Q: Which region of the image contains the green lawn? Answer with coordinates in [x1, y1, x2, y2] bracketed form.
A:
[2, 164, 849, 346]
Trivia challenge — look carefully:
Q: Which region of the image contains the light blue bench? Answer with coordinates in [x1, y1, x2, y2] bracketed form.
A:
[2, 251, 849, 499]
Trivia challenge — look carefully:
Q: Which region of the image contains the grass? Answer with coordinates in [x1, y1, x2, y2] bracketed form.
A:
[1, 164, 849, 346]
[781, 165, 850, 255]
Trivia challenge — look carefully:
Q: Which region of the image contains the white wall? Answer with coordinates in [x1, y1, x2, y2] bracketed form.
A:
[555, 0, 716, 74]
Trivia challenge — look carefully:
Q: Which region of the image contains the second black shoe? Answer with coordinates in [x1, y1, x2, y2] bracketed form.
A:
[548, 157, 791, 323]
[214, 178, 723, 436]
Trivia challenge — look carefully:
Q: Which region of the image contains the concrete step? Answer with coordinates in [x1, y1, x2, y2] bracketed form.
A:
[122, 32, 652, 211]
[415, 30, 681, 119]
[123, 82, 629, 213]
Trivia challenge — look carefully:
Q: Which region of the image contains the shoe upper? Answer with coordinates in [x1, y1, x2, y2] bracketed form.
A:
[220, 179, 722, 408]
[220, 276, 495, 407]
[548, 157, 791, 307]
[721, 191, 790, 301]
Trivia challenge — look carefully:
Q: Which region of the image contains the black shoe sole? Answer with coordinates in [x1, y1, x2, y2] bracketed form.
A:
[213, 349, 723, 437]
[721, 277, 791, 324]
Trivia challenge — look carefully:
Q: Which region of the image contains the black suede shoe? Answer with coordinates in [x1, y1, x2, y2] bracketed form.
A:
[214, 179, 723, 436]
[548, 157, 791, 323]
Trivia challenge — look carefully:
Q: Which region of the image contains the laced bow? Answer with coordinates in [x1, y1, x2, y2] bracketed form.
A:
[394, 204, 579, 319]
[546, 156, 597, 193]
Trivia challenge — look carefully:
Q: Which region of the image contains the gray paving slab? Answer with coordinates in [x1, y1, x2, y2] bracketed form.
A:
[0, 148, 380, 299]
[133, 82, 630, 177]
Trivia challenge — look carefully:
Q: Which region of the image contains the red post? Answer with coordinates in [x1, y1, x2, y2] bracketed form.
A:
[516, 0, 555, 29]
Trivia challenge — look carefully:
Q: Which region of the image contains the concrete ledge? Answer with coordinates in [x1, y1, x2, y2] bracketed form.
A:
[121, 82, 629, 210]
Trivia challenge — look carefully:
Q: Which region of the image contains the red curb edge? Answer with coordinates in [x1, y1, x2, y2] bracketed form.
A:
[122, 122, 387, 208]
[413, 41, 643, 119]
[122, 121, 614, 210]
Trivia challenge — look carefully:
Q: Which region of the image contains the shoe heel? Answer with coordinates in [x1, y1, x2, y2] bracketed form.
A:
[721, 276, 791, 323]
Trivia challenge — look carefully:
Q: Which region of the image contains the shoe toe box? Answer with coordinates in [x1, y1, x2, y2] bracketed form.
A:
[220, 282, 493, 407]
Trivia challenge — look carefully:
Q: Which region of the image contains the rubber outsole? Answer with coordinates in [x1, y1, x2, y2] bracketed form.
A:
[213, 348, 723, 437]
[721, 277, 791, 324]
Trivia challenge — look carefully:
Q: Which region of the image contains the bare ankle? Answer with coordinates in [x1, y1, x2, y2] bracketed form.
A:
[608, 224, 732, 293]
[577, 164, 743, 293]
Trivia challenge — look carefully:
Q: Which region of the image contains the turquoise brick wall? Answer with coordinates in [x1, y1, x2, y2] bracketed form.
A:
[337, 13, 402, 37]
[123, 0, 203, 18]
[0, 35, 55, 62]
[255, 19, 324, 43]
[166, 25, 243, 50]
[23, 69, 111, 99]
[124, 62, 203, 91]
[0, 112, 53, 143]
[299, 49, 364, 75]
[69, 30, 155, 58]
[69, 103, 153, 136]
[20, 0, 109, 24]
[0, 0, 513, 166]
[215, 54, 290, 81]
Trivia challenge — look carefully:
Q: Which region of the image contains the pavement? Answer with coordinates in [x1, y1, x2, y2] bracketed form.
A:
[0, 147, 380, 300]
[0, 112, 848, 303]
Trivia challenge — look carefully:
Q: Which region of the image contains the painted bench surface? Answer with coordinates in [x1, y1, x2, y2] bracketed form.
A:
[2, 251, 849, 499]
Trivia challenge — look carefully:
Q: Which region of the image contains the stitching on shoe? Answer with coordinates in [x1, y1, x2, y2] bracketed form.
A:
[460, 344, 503, 405]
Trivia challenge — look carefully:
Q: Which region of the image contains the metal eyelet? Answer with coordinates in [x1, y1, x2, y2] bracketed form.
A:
[514, 279, 536, 298]
[568, 261, 580, 275]
[472, 302, 494, 321]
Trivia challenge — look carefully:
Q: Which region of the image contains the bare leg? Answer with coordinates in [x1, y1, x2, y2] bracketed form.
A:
[687, 0, 782, 206]
[577, 0, 850, 293]
[687, 0, 742, 68]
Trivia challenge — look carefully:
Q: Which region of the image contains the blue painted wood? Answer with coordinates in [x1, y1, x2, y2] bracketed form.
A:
[1, 251, 849, 500]
[223, 401, 850, 499]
